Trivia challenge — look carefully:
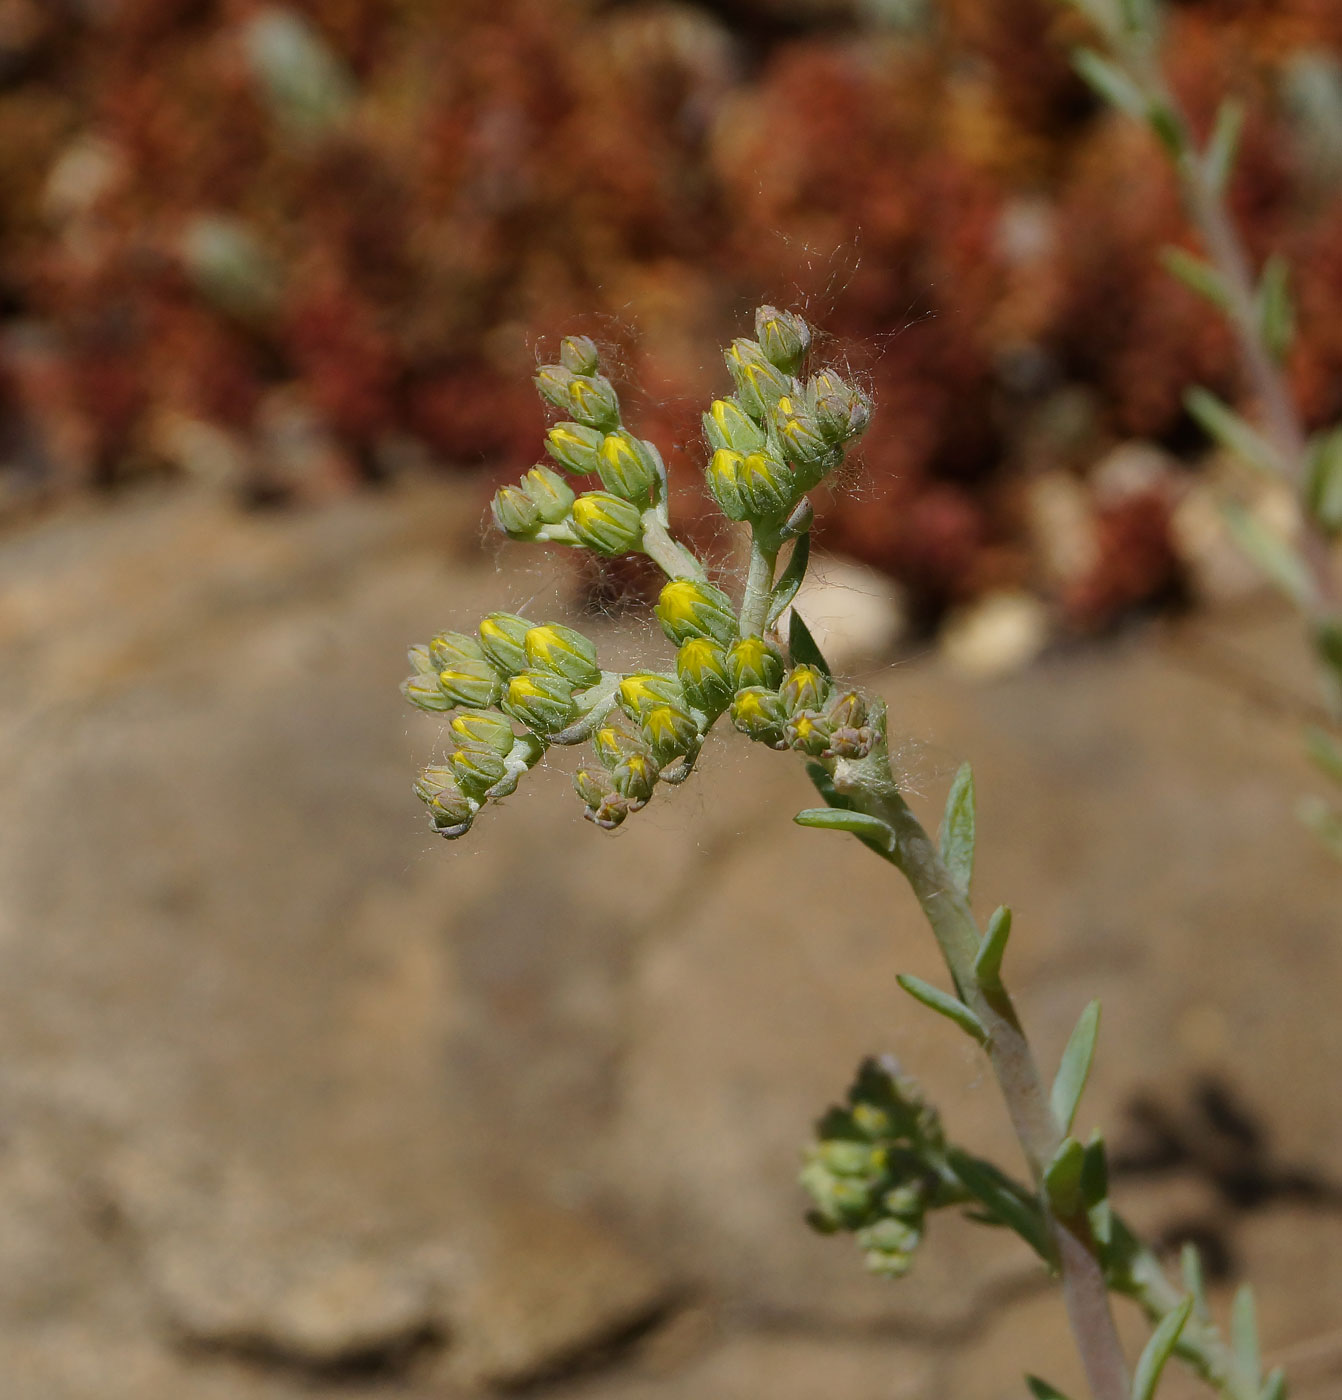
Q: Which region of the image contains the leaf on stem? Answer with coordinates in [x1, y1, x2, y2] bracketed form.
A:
[974, 905, 1012, 991]
[1081, 1130, 1111, 1246]
[1304, 429, 1342, 533]
[1131, 1296, 1194, 1400]
[1219, 501, 1314, 609]
[1026, 1378, 1074, 1400]
[896, 974, 988, 1045]
[1160, 247, 1232, 313]
[1305, 726, 1342, 785]
[1204, 96, 1245, 195]
[788, 607, 832, 677]
[939, 761, 975, 898]
[1184, 387, 1286, 479]
[1050, 1000, 1102, 1134]
[767, 532, 810, 627]
[1180, 1242, 1210, 1324]
[1259, 1368, 1287, 1400]
[1043, 1136, 1086, 1220]
[795, 807, 896, 855]
[1258, 254, 1295, 364]
[946, 1148, 1055, 1263]
[1231, 1285, 1262, 1392]
[1073, 48, 1148, 120]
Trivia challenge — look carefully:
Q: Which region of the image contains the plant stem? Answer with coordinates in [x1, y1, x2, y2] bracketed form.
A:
[829, 727, 1132, 1400]
[740, 529, 780, 637]
[641, 513, 706, 580]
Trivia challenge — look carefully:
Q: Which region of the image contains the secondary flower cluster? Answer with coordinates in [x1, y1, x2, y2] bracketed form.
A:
[801, 1058, 959, 1279]
[401, 305, 875, 838]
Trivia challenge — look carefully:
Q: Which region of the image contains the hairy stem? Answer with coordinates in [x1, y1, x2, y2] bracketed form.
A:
[829, 733, 1132, 1400]
[641, 513, 706, 580]
[739, 529, 780, 637]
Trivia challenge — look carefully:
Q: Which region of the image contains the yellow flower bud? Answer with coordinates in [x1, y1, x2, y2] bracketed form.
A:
[450, 709, 517, 755]
[617, 671, 685, 721]
[571, 491, 643, 555]
[781, 664, 830, 715]
[523, 623, 602, 689]
[521, 464, 575, 524]
[727, 635, 784, 691]
[736, 451, 795, 519]
[676, 636, 734, 715]
[703, 397, 766, 454]
[449, 742, 508, 798]
[559, 334, 600, 376]
[730, 685, 788, 748]
[639, 701, 699, 763]
[545, 421, 604, 475]
[655, 578, 739, 646]
[596, 430, 661, 502]
[754, 305, 812, 374]
[438, 657, 503, 708]
[492, 484, 542, 540]
[706, 448, 748, 521]
[478, 612, 532, 676]
[401, 672, 451, 712]
[500, 670, 578, 735]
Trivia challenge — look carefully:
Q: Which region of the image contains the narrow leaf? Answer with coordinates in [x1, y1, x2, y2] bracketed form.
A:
[1051, 1000, 1102, 1134]
[1081, 1131, 1111, 1246]
[1180, 1242, 1210, 1324]
[1132, 1297, 1194, 1400]
[788, 607, 832, 677]
[939, 761, 976, 897]
[1258, 253, 1295, 363]
[1184, 386, 1285, 478]
[896, 974, 988, 1045]
[1043, 1137, 1087, 1220]
[1073, 48, 1147, 120]
[946, 1148, 1054, 1263]
[1305, 726, 1342, 784]
[767, 532, 811, 627]
[1148, 102, 1187, 158]
[1159, 247, 1232, 312]
[1220, 501, 1314, 608]
[1026, 1378, 1074, 1400]
[1304, 428, 1342, 532]
[973, 906, 1013, 990]
[1231, 1285, 1261, 1391]
[1259, 1367, 1287, 1400]
[1205, 96, 1245, 194]
[795, 807, 896, 855]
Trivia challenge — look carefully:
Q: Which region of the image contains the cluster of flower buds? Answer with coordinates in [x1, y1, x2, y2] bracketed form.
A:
[490, 335, 669, 557]
[704, 307, 871, 526]
[727, 654, 876, 761]
[800, 1058, 952, 1279]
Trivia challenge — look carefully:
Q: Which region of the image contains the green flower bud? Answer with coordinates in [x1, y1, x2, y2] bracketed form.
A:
[478, 613, 532, 676]
[730, 685, 788, 748]
[785, 709, 833, 757]
[616, 671, 685, 721]
[430, 630, 486, 670]
[702, 397, 766, 455]
[414, 762, 459, 803]
[725, 339, 792, 420]
[807, 370, 872, 442]
[585, 794, 631, 831]
[706, 448, 749, 522]
[535, 364, 575, 410]
[438, 656, 504, 708]
[676, 636, 734, 715]
[415, 765, 475, 836]
[735, 451, 796, 520]
[882, 1183, 927, 1221]
[639, 701, 700, 763]
[571, 491, 644, 555]
[524, 623, 602, 689]
[817, 1139, 883, 1178]
[827, 689, 868, 729]
[610, 750, 659, 807]
[401, 672, 451, 712]
[826, 689, 875, 759]
[407, 643, 436, 675]
[501, 669, 577, 735]
[857, 1217, 921, 1277]
[450, 709, 516, 755]
[559, 334, 600, 376]
[755, 305, 812, 374]
[799, 1161, 873, 1229]
[573, 765, 613, 809]
[521, 464, 575, 524]
[596, 430, 661, 502]
[655, 578, 739, 647]
[545, 421, 605, 475]
[567, 375, 621, 431]
[492, 484, 542, 540]
[593, 721, 648, 768]
[727, 635, 784, 691]
[781, 664, 830, 715]
[449, 741, 508, 798]
[774, 395, 834, 481]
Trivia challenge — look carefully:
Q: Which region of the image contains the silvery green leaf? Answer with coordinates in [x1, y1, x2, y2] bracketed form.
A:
[1220, 501, 1313, 609]
[1160, 248, 1232, 312]
[1259, 1367, 1287, 1400]
[1185, 387, 1286, 478]
[1231, 1285, 1262, 1391]
[896, 974, 988, 1044]
[1073, 48, 1147, 120]
[1051, 1000, 1102, 1134]
[1258, 254, 1296, 363]
[767, 532, 811, 626]
[795, 807, 896, 855]
[1043, 1137, 1086, 1219]
[1205, 97, 1245, 194]
[1081, 1131, 1111, 1246]
[1026, 1378, 1074, 1400]
[974, 906, 1012, 991]
[1132, 1297, 1193, 1400]
[939, 762, 975, 898]
[1305, 726, 1342, 784]
[946, 1149, 1054, 1262]
[1304, 429, 1342, 531]
[1181, 1242, 1210, 1323]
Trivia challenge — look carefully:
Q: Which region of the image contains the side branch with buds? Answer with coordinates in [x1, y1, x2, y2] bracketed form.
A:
[401, 308, 1286, 1400]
